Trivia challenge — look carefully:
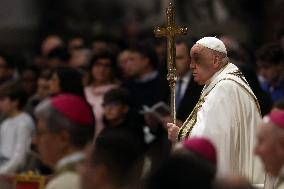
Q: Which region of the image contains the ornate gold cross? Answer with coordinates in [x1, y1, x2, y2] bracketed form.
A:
[154, 2, 188, 124]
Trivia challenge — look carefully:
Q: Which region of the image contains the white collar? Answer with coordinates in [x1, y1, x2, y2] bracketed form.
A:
[56, 152, 84, 170]
[201, 63, 233, 96]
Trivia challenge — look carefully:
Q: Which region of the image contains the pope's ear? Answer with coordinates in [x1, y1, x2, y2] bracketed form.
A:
[212, 55, 220, 68]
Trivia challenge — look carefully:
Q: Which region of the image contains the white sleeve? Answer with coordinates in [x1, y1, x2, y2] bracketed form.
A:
[0, 118, 35, 174]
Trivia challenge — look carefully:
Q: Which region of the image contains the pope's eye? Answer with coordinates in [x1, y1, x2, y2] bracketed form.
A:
[193, 57, 200, 64]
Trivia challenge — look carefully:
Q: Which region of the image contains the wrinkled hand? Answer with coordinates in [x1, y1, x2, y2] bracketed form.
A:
[167, 123, 180, 143]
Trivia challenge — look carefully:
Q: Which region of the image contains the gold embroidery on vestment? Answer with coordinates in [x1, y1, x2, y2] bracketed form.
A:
[227, 69, 249, 86]
[177, 76, 261, 141]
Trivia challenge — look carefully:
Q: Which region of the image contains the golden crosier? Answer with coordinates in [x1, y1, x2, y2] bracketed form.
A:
[154, 2, 188, 125]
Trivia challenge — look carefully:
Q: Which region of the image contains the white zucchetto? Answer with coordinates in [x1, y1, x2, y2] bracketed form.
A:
[196, 37, 227, 55]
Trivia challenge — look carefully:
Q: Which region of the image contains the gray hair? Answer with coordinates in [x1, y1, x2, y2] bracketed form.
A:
[34, 98, 95, 148]
[35, 99, 75, 132]
[207, 48, 229, 66]
[214, 51, 229, 65]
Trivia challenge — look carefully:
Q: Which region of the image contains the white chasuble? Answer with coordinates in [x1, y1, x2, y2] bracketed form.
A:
[178, 63, 264, 184]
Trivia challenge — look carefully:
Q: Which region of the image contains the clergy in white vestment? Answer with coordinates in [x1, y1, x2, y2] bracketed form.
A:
[167, 37, 264, 185]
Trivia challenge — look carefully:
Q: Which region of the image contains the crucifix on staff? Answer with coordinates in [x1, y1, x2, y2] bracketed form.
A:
[154, 2, 188, 125]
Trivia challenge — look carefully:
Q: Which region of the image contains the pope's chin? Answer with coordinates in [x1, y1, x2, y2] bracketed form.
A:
[193, 76, 205, 85]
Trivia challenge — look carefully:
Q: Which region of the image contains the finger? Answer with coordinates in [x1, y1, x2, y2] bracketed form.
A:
[168, 131, 173, 140]
[166, 123, 175, 129]
[169, 127, 173, 134]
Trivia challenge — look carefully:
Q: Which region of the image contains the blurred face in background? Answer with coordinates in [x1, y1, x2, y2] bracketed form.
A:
[0, 57, 13, 80]
[91, 58, 113, 85]
[48, 73, 61, 95]
[0, 97, 17, 117]
[154, 41, 166, 65]
[254, 123, 284, 176]
[176, 43, 191, 77]
[127, 51, 149, 78]
[37, 77, 50, 99]
[117, 50, 132, 79]
[21, 69, 38, 96]
[257, 61, 283, 85]
[103, 102, 128, 125]
[68, 37, 84, 50]
[92, 41, 109, 55]
[34, 118, 68, 168]
[69, 48, 90, 68]
[41, 35, 63, 56]
[0, 57, 7, 79]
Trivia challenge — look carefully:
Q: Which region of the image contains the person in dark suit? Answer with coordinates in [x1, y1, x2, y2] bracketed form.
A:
[175, 39, 203, 123]
[121, 40, 170, 112]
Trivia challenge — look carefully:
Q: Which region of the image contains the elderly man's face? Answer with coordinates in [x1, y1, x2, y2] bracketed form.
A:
[34, 118, 66, 168]
[190, 44, 216, 85]
[254, 123, 283, 176]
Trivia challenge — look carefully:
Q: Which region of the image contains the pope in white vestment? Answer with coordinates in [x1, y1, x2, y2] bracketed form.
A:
[168, 37, 264, 185]
[178, 62, 263, 181]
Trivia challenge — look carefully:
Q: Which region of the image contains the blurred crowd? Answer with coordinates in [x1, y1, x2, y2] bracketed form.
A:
[0, 25, 283, 189]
